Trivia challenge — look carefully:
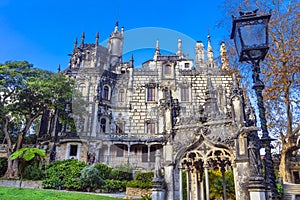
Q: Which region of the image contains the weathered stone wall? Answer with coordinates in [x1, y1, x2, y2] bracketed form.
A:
[126, 187, 152, 199]
[0, 180, 42, 189]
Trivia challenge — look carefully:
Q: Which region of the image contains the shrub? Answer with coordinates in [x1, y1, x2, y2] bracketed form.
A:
[42, 159, 87, 190]
[109, 163, 133, 181]
[94, 162, 112, 179]
[101, 179, 127, 193]
[134, 172, 154, 183]
[79, 165, 104, 192]
[0, 157, 8, 177]
[126, 180, 153, 189]
[23, 165, 44, 180]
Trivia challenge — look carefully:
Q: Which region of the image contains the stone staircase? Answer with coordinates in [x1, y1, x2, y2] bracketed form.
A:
[283, 183, 300, 200]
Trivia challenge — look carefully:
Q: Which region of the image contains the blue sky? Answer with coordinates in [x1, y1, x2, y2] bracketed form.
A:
[0, 0, 232, 72]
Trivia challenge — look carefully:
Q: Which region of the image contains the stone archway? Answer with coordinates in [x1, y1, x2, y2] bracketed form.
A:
[178, 141, 235, 200]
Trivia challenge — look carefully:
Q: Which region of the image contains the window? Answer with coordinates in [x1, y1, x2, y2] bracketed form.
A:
[184, 63, 190, 68]
[150, 147, 156, 162]
[102, 85, 109, 100]
[116, 146, 124, 157]
[100, 118, 106, 133]
[142, 147, 148, 162]
[164, 65, 171, 75]
[181, 87, 189, 101]
[147, 87, 156, 101]
[163, 89, 169, 99]
[78, 83, 86, 96]
[69, 145, 78, 157]
[147, 123, 156, 135]
[115, 122, 125, 134]
[118, 89, 125, 102]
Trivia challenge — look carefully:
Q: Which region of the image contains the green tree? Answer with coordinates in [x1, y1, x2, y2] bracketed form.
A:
[0, 61, 75, 178]
[220, 0, 300, 183]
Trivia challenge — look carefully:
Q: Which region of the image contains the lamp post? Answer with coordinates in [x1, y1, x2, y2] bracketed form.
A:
[230, 9, 279, 199]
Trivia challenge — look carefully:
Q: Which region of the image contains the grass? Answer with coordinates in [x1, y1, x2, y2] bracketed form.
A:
[0, 187, 123, 200]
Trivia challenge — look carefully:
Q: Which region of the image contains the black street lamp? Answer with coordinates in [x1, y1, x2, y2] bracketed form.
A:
[231, 9, 280, 199]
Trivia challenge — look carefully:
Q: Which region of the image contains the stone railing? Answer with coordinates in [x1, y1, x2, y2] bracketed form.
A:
[283, 183, 300, 200]
[126, 187, 152, 199]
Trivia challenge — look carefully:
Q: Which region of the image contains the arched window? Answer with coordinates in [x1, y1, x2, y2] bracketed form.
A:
[102, 85, 110, 100]
[164, 65, 171, 75]
[100, 118, 106, 133]
[118, 89, 125, 102]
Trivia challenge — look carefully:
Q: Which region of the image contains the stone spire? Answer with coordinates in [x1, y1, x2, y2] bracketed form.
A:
[220, 41, 230, 70]
[73, 37, 78, 51]
[176, 39, 183, 57]
[130, 54, 134, 68]
[81, 32, 85, 46]
[108, 21, 124, 68]
[154, 39, 160, 60]
[207, 34, 214, 67]
[114, 21, 119, 33]
[57, 64, 61, 73]
[95, 32, 99, 46]
[195, 41, 204, 67]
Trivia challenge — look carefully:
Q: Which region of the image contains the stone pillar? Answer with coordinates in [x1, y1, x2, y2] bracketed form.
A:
[165, 164, 174, 200]
[179, 167, 183, 200]
[186, 170, 190, 200]
[127, 144, 131, 164]
[191, 171, 199, 200]
[148, 145, 151, 170]
[107, 144, 111, 164]
[91, 100, 98, 137]
[204, 164, 210, 200]
[200, 177, 205, 200]
[233, 162, 250, 200]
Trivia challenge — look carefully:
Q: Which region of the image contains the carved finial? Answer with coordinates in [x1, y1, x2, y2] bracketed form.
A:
[154, 39, 160, 60]
[114, 21, 119, 32]
[220, 41, 230, 70]
[130, 54, 134, 67]
[57, 64, 61, 73]
[177, 39, 182, 56]
[95, 32, 99, 45]
[207, 34, 214, 67]
[73, 37, 78, 50]
[81, 32, 85, 46]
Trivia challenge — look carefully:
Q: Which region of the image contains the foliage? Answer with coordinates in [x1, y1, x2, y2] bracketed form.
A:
[209, 170, 236, 200]
[23, 165, 44, 180]
[42, 159, 87, 190]
[94, 162, 112, 179]
[79, 165, 105, 192]
[276, 183, 284, 197]
[0, 157, 8, 177]
[9, 147, 46, 179]
[0, 61, 75, 178]
[101, 180, 127, 193]
[0, 187, 123, 200]
[109, 163, 133, 181]
[140, 193, 152, 200]
[134, 172, 154, 183]
[126, 180, 153, 189]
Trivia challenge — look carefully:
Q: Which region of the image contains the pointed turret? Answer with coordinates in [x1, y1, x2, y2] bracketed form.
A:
[57, 64, 61, 73]
[154, 39, 160, 60]
[108, 22, 124, 68]
[220, 42, 230, 70]
[207, 34, 214, 67]
[195, 41, 204, 67]
[95, 32, 99, 46]
[176, 39, 183, 57]
[73, 37, 78, 51]
[81, 32, 85, 46]
[130, 54, 134, 68]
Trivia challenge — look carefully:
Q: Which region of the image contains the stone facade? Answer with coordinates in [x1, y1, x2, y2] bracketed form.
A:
[38, 23, 268, 200]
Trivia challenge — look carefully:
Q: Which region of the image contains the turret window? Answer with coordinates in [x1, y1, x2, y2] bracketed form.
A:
[118, 89, 125, 102]
[102, 85, 110, 100]
[100, 118, 107, 133]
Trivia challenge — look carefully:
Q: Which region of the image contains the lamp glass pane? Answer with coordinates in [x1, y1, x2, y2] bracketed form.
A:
[240, 24, 266, 47]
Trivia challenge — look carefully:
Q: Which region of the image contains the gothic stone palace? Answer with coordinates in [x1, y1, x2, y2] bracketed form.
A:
[39, 23, 270, 200]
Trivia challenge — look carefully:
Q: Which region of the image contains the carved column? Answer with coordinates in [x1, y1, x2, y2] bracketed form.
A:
[204, 163, 210, 200]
